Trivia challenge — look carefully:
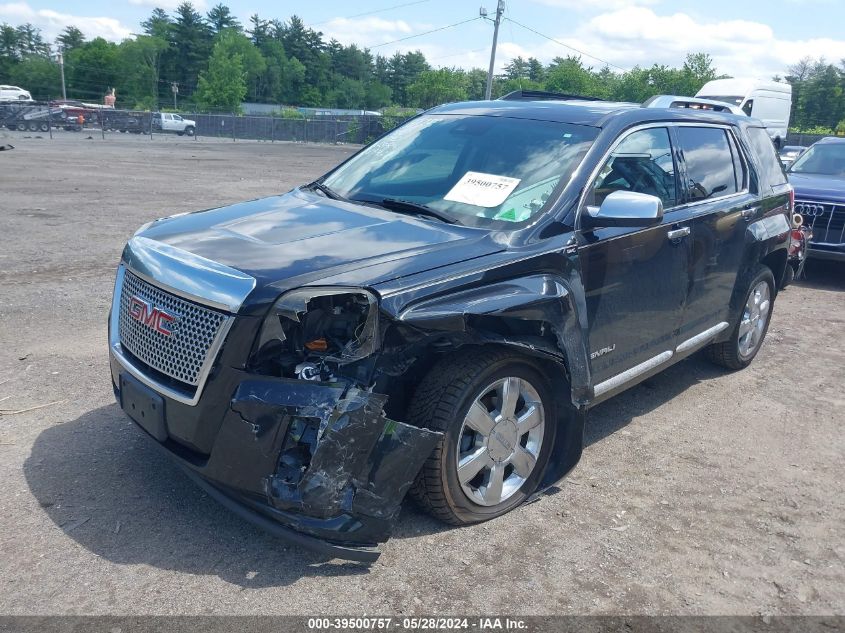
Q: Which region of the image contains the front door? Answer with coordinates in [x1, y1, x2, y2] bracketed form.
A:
[577, 126, 689, 390]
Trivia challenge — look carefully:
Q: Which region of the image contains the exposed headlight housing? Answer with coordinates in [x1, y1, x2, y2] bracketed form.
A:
[252, 287, 380, 380]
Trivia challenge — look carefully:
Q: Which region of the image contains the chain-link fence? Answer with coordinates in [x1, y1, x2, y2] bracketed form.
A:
[0, 101, 413, 145]
[784, 132, 832, 147]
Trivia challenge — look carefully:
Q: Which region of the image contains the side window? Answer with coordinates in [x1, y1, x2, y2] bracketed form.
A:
[591, 127, 677, 208]
[677, 127, 738, 201]
[742, 100, 754, 117]
[746, 126, 787, 188]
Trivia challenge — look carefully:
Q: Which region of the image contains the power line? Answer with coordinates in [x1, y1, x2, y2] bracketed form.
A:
[369, 16, 482, 49]
[505, 16, 626, 72]
[307, 0, 431, 28]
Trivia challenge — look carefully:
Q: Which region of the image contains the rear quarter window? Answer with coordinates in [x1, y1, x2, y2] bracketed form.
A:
[746, 127, 787, 188]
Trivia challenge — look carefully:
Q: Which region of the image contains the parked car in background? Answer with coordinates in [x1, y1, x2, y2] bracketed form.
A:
[152, 112, 196, 136]
[787, 137, 845, 262]
[696, 79, 792, 149]
[108, 92, 792, 560]
[779, 145, 807, 169]
[0, 85, 33, 101]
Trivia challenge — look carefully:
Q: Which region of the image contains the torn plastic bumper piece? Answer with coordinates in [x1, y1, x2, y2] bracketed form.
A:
[156, 378, 442, 562]
[176, 463, 385, 563]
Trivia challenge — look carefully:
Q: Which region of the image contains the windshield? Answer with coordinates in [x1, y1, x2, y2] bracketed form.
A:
[321, 114, 597, 227]
[788, 142, 845, 176]
[698, 95, 744, 106]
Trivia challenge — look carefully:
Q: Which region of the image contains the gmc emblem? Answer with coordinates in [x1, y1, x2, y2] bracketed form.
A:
[128, 295, 178, 336]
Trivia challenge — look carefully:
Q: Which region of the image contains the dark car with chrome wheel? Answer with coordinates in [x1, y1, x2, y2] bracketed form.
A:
[787, 137, 845, 263]
[108, 92, 792, 561]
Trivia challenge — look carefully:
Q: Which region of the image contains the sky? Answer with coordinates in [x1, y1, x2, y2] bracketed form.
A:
[1, 0, 844, 78]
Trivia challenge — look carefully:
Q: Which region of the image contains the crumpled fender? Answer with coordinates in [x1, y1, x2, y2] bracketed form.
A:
[395, 274, 592, 406]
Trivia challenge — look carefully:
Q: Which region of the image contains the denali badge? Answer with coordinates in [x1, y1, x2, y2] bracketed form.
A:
[590, 344, 616, 360]
[128, 295, 178, 337]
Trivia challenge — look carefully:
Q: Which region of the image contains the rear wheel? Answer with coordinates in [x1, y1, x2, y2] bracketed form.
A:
[16, 122, 26, 131]
[409, 348, 557, 525]
[39, 122, 49, 132]
[705, 267, 775, 370]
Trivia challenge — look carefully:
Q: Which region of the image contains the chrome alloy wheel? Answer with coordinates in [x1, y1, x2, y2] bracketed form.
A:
[738, 281, 771, 358]
[455, 377, 545, 507]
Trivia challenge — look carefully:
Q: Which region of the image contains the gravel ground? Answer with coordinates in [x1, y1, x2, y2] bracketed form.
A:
[1, 134, 843, 616]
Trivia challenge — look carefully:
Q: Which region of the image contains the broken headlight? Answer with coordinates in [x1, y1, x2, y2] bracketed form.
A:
[252, 287, 380, 381]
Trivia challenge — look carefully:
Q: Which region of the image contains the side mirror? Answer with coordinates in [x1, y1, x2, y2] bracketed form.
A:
[582, 190, 664, 229]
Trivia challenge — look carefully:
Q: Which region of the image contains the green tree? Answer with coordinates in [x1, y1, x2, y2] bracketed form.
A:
[141, 9, 172, 40]
[10, 56, 61, 99]
[408, 68, 467, 108]
[56, 26, 85, 54]
[170, 2, 213, 98]
[119, 35, 169, 108]
[195, 32, 247, 111]
[65, 38, 121, 101]
[207, 4, 241, 34]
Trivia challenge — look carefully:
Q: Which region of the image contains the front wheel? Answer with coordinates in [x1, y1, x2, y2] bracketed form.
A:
[705, 266, 775, 370]
[409, 348, 557, 525]
[185, 125, 195, 137]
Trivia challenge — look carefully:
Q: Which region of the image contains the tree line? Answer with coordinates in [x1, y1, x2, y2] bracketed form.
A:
[1, 1, 843, 131]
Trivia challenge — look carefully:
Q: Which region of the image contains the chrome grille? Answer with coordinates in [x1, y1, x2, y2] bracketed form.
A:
[796, 200, 845, 245]
[118, 271, 228, 386]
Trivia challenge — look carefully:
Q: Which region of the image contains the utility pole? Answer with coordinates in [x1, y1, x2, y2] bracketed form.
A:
[172, 82, 179, 110]
[57, 52, 67, 100]
[484, 0, 505, 100]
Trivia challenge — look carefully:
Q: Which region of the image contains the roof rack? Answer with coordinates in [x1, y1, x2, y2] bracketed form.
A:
[642, 95, 746, 116]
[498, 89, 604, 102]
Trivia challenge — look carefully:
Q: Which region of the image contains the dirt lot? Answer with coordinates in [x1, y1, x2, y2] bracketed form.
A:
[1, 135, 843, 616]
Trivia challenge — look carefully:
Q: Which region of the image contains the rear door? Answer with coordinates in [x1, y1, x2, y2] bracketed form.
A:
[577, 126, 689, 391]
[672, 124, 757, 345]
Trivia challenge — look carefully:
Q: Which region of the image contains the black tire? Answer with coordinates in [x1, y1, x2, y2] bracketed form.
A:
[409, 347, 558, 525]
[177, 131, 184, 136]
[16, 122, 26, 131]
[39, 122, 49, 132]
[185, 126, 195, 137]
[705, 266, 776, 370]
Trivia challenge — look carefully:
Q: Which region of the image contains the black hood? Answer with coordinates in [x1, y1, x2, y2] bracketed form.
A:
[138, 189, 503, 307]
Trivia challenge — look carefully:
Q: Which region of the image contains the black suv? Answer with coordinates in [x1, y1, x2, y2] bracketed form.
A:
[108, 93, 792, 561]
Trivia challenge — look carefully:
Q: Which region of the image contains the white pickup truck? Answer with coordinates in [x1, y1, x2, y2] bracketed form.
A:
[152, 112, 196, 136]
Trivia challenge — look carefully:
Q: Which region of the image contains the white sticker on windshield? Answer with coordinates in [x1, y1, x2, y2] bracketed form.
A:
[444, 171, 521, 208]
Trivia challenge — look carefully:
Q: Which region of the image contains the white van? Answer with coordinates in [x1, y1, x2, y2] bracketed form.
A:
[696, 79, 792, 148]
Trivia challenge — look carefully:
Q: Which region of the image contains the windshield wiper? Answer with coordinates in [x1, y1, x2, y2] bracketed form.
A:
[306, 180, 346, 201]
[376, 198, 457, 224]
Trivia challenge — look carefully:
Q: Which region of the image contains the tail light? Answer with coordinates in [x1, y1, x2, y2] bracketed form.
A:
[788, 228, 804, 256]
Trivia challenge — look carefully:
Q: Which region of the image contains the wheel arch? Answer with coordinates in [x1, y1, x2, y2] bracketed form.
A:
[376, 274, 590, 491]
[387, 273, 592, 407]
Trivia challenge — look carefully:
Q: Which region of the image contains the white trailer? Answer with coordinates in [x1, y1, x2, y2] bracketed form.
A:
[696, 79, 792, 148]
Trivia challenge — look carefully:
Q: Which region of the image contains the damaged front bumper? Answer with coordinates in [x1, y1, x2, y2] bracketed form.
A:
[110, 353, 442, 562]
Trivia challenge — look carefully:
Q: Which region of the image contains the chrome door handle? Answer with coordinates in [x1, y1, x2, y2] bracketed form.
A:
[741, 207, 759, 220]
[667, 227, 690, 240]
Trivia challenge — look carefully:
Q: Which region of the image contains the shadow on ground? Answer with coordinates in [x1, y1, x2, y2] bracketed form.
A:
[24, 353, 724, 587]
[794, 260, 845, 292]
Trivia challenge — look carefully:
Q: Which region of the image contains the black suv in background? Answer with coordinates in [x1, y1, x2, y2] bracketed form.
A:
[108, 93, 792, 561]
